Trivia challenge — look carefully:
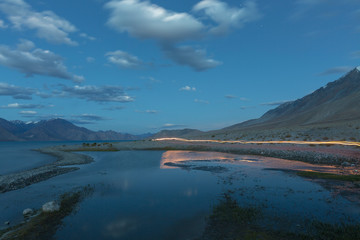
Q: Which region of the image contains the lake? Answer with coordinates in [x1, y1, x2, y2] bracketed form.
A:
[1, 142, 360, 239]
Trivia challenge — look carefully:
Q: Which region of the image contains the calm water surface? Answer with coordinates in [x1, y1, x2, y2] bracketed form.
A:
[1, 144, 360, 239]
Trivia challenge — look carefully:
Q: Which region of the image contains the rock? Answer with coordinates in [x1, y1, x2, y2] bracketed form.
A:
[4, 221, 10, 225]
[42, 201, 60, 213]
[22, 208, 34, 216]
[341, 162, 351, 167]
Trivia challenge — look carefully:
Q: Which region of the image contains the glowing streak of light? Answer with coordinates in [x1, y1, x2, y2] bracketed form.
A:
[153, 138, 360, 147]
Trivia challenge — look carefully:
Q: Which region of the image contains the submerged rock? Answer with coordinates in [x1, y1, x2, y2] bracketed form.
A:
[42, 201, 60, 213]
[341, 162, 351, 167]
[22, 208, 34, 216]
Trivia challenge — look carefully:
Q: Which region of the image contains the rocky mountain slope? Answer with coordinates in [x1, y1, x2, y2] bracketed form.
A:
[226, 68, 360, 131]
[191, 68, 360, 141]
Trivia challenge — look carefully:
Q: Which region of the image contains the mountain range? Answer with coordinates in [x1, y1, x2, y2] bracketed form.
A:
[2, 68, 360, 141]
[0, 118, 152, 141]
[155, 67, 360, 140]
[151, 128, 204, 139]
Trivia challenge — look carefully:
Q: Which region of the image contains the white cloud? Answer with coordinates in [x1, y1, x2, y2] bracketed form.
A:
[103, 106, 125, 111]
[225, 95, 249, 101]
[146, 76, 161, 83]
[0, 40, 83, 82]
[105, 0, 204, 42]
[20, 110, 37, 115]
[318, 66, 354, 76]
[0, 0, 77, 45]
[73, 75, 85, 83]
[145, 110, 158, 114]
[86, 57, 95, 63]
[0, 19, 7, 28]
[16, 39, 35, 51]
[1, 103, 53, 109]
[105, 0, 261, 71]
[194, 98, 209, 104]
[0, 82, 35, 100]
[135, 109, 159, 114]
[106, 50, 143, 69]
[162, 44, 221, 71]
[193, 0, 261, 34]
[351, 50, 360, 59]
[296, 0, 327, 5]
[79, 33, 96, 41]
[104, 0, 222, 71]
[225, 94, 237, 99]
[180, 86, 196, 91]
[60, 85, 134, 103]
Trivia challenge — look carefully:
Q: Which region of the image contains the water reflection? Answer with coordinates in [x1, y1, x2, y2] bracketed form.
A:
[160, 151, 239, 169]
[160, 151, 360, 206]
[104, 218, 138, 239]
[183, 188, 198, 197]
[161, 150, 354, 175]
[2, 150, 360, 239]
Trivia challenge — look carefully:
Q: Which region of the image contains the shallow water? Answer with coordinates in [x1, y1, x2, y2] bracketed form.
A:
[1, 148, 360, 239]
[0, 142, 59, 175]
[0, 141, 122, 175]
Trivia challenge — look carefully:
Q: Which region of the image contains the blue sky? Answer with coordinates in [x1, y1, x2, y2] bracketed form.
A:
[0, 0, 359, 134]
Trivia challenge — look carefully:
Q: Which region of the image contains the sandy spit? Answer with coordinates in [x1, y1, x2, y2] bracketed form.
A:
[69, 140, 360, 165]
[0, 147, 93, 193]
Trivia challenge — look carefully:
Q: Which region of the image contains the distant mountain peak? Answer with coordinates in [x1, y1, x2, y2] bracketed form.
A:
[48, 118, 65, 122]
[10, 120, 25, 124]
[346, 67, 360, 76]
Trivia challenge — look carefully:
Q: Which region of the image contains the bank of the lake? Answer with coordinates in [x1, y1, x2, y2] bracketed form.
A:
[1, 147, 360, 240]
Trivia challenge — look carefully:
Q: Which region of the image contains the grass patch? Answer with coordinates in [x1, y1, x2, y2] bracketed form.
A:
[70, 147, 119, 152]
[199, 193, 261, 240]
[211, 193, 259, 224]
[308, 221, 360, 240]
[297, 171, 360, 182]
[0, 186, 93, 240]
[198, 192, 360, 240]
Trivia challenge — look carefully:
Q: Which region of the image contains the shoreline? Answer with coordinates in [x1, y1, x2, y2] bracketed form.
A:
[69, 139, 360, 165]
[1, 139, 359, 193]
[0, 147, 93, 193]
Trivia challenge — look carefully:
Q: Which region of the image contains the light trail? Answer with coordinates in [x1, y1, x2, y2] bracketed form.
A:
[153, 137, 360, 147]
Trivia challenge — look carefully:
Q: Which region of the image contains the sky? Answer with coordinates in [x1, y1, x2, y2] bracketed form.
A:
[0, 0, 360, 134]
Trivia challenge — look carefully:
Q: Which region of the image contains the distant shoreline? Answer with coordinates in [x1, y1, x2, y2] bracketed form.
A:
[1, 139, 359, 193]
